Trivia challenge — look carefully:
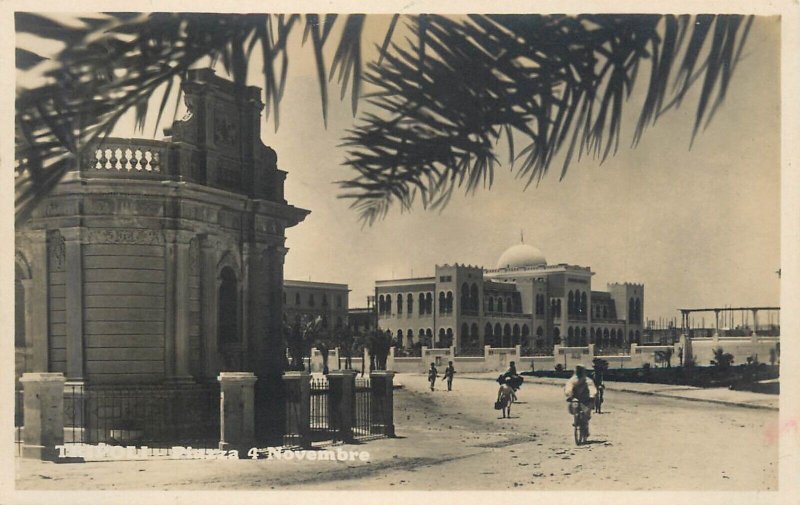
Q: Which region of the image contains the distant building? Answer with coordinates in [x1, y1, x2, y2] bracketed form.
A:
[375, 242, 644, 353]
[282, 280, 349, 336]
[348, 302, 376, 337]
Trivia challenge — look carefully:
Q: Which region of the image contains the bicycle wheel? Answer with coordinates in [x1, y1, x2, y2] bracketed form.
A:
[580, 421, 589, 444]
[574, 422, 581, 445]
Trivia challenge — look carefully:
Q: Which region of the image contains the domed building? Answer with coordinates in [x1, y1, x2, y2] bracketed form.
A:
[375, 240, 644, 354]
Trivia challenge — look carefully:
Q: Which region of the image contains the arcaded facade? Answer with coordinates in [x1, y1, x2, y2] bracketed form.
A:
[376, 243, 644, 353]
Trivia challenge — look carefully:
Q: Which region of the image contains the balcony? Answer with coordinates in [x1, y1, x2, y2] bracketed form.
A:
[81, 138, 172, 180]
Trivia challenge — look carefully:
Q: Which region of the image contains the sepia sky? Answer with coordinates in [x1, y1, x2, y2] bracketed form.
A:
[27, 14, 781, 322]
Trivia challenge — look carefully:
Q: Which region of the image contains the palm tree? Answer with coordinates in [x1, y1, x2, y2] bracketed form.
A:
[16, 13, 753, 224]
[711, 347, 734, 371]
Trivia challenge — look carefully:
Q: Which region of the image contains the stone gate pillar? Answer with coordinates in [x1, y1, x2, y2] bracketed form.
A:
[369, 370, 395, 437]
[218, 372, 257, 453]
[20, 373, 66, 460]
[327, 370, 357, 442]
[282, 371, 311, 448]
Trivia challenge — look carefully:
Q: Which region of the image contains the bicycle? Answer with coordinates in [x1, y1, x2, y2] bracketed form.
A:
[568, 398, 590, 445]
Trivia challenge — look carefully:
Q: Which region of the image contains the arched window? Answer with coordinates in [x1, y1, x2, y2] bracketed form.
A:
[488, 296, 494, 312]
[408, 293, 413, 315]
[589, 328, 595, 344]
[553, 327, 561, 344]
[308, 293, 315, 307]
[446, 292, 454, 313]
[497, 298, 504, 313]
[445, 328, 454, 347]
[568, 291, 574, 316]
[536, 326, 543, 337]
[425, 292, 433, 314]
[610, 329, 617, 341]
[506, 297, 512, 313]
[397, 329, 404, 345]
[470, 283, 479, 311]
[635, 299, 642, 324]
[461, 323, 469, 341]
[397, 294, 403, 314]
[218, 267, 239, 345]
[513, 324, 521, 337]
[581, 292, 587, 317]
[418, 293, 425, 315]
[629, 298, 635, 323]
[425, 328, 433, 346]
[322, 294, 328, 307]
[485, 323, 493, 339]
[438, 328, 446, 345]
[522, 325, 530, 337]
[461, 283, 470, 311]
[603, 306, 608, 319]
[635, 330, 641, 344]
[504, 324, 512, 337]
[556, 299, 562, 317]
[418, 328, 425, 343]
[439, 292, 446, 313]
[296, 293, 301, 306]
[406, 329, 413, 345]
[580, 327, 587, 346]
[494, 323, 502, 338]
[385, 294, 392, 314]
[568, 327, 574, 339]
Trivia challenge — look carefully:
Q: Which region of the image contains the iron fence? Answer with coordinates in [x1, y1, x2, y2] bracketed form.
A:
[66, 383, 219, 452]
[353, 377, 376, 440]
[309, 378, 331, 441]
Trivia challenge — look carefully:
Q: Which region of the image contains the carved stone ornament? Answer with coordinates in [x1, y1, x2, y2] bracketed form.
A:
[47, 230, 65, 271]
[86, 228, 165, 245]
[189, 237, 200, 273]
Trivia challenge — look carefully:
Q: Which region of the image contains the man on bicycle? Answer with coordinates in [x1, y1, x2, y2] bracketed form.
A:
[564, 364, 597, 434]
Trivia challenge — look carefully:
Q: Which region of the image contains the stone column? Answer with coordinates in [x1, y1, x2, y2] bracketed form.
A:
[751, 309, 760, 339]
[218, 372, 257, 452]
[30, 231, 49, 372]
[282, 371, 311, 448]
[370, 370, 395, 437]
[327, 370, 357, 442]
[201, 237, 218, 378]
[714, 309, 721, 337]
[172, 231, 194, 382]
[61, 228, 84, 381]
[20, 373, 66, 460]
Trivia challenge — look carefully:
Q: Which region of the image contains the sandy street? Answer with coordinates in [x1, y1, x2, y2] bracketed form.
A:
[16, 373, 778, 491]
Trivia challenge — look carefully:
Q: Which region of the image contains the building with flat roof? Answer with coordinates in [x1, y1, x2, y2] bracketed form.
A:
[282, 280, 350, 336]
[375, 242, 644, 353]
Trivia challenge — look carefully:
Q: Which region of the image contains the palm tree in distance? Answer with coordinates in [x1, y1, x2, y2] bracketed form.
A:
[15, 13, 753, 224]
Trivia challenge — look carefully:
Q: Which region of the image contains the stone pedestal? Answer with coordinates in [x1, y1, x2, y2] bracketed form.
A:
[327, 370, 357, 442]
[282, 371, 311, 448]
[218, 372, 257, 453]
[19, 373, 66, 460]
[369, 370, 395, 437]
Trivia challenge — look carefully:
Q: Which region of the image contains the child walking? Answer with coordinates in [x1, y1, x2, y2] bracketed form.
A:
[497, 377, 514, 418]
[444, 361, 456, 391]
[428, 362, 438, 391]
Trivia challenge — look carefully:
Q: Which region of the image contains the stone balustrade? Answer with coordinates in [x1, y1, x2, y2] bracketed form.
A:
[83, 138, 170, 178]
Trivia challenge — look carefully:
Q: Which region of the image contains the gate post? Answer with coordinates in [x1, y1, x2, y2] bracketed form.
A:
[327, 370, 357, 442]
[19, 372, 66, 460]
[282, 371, 311, 448]
[369, 370, 395, 437]
[218, 372, 257, 453]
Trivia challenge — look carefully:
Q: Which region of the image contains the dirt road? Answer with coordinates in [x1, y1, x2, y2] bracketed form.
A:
[16, 373, 778, 490]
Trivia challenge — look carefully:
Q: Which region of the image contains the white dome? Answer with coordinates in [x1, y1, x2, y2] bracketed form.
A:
[496, 243, 547, 269]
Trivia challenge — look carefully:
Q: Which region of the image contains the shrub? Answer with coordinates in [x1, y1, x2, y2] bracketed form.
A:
[555, 363, 564, 372]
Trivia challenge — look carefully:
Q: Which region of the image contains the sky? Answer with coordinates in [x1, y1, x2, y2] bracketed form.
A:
[25, 14, 781, 322]
[270, 16, 782, 321]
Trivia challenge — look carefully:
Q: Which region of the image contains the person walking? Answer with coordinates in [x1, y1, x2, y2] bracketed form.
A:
[428, 362, 438, 391]
[444, 361, 456, 391]
[496, 377, 514, 418]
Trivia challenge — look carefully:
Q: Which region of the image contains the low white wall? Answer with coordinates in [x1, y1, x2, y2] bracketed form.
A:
[685, 336, 779, 366]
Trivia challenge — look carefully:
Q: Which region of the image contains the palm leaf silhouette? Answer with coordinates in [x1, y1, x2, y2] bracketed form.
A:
[15, 13, 753, 225]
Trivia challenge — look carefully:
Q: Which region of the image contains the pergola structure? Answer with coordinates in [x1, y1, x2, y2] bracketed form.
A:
[678, 307, 780, 336]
